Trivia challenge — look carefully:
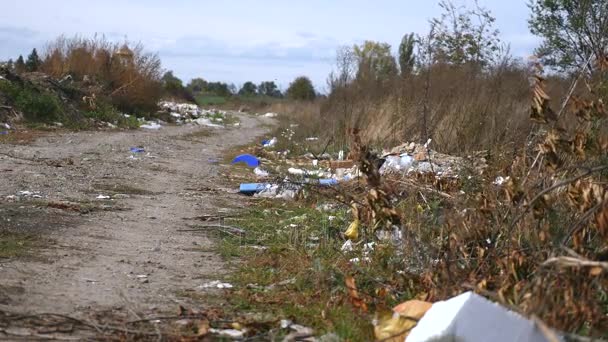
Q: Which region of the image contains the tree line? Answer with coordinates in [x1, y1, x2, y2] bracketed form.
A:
[160, 71, 318, 102]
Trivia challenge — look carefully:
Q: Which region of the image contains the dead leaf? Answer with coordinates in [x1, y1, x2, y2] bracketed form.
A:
[589, 266, 603, 276]
[345, 276, 367, 312]
[374, 300, 432, 342]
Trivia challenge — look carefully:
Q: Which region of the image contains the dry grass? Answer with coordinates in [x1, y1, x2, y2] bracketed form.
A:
[268, 62, 573, 157]
[40, 35, 163, 115]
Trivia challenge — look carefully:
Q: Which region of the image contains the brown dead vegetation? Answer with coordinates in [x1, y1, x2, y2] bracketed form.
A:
[41, 35, 163, 115]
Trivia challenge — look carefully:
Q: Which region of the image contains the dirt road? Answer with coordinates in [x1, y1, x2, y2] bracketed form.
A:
[0, 113, 270, 323]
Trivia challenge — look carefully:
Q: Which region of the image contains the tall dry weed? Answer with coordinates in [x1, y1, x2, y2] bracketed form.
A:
[41, 35, 163, 114]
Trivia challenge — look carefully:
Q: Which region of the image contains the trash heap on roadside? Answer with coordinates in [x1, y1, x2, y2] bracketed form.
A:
[232, 134, 488, 200]
[139, 100, 236, 130]
[380, 140, 487, 177]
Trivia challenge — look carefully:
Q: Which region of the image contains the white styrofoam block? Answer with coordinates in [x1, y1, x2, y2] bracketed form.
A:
[407, 291, 560, 342]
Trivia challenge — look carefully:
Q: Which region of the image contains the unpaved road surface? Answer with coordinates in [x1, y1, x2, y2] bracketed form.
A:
[0, 113, 270, 327]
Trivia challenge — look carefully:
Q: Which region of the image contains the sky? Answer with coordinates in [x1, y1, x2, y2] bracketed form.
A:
[0, 0, 540, 91]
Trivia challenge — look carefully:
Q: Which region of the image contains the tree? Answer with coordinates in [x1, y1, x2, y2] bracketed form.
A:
[25, 48, 41, 72]
[5, 59, 14, 71]
[430, 0, 501, 67]
[238, 81, 257, 96]
[162, 71, 184, 92]
[529, 0, 608, 72]
[206, 82, 231, 97]
[258, 81, 282, 97]
[15, 55, 25, 73]
[327, 46, 357, 92]
[286, 76, 316, 101]
[162, 71, 195, 102]
[353, 41, 398, 82]
[399, 33, 416, 75]
[187, 78, 207, 93]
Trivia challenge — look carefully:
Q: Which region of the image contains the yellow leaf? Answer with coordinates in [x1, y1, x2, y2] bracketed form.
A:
[374, 300, 432, 342]
[589, 267, 603, 276]
[345, 219, 360, 240]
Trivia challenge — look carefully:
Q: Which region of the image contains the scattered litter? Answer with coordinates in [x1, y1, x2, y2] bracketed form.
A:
[0, 131, 8, 135]
[200, 280, 233, 289]
[96, 195, 111, 200]
[262, 137, 277, 148]
[136, 274, 148, 279]
[381, 154, 413, 173]
[240, 183, 270, 195]
[283, 324, 315, 341]
[374, 299, 433, 341]
[255, 183, 300, 200]
[208, 158, 219, 164]
[341, 240, 354, 252]
[493, 176, 509, 186]
[349, 257, 371, 264]
[288, 167, 306, 175]
[280, 319, 293, 329]
[253, 167, 269, 177]
[305, 137, 319, 141]
[209, 329, 245, 339]
[263, 112, 278, 118]
[318, 178, 338, 186]
[407, 291, 557, 342]
[231, 154, 260, 168]
[130, 147, 145, 153]
[378, 141, 487, 177]
[193, 117, 222, 128]
[17, 190, 42, 198]
[140, 122, 162, 130]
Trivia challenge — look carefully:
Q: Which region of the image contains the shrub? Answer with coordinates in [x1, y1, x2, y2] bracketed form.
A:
[0, 80, 62, 122]
[83, 101, 140, 128]
[40, 35, 163, 115]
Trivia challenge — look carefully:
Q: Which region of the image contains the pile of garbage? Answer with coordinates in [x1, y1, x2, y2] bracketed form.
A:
[158, 100, 231, 128]
[380, 140, 487, 177]
[231, 132, 492, 201]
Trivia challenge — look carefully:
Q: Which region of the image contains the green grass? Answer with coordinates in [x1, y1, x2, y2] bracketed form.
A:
[196, 95, 227, 106]
[84, 102, 140, 129]
[0, 232, 39, 258]
[213, 200, 408, 341]
[0, 79, 63, 123]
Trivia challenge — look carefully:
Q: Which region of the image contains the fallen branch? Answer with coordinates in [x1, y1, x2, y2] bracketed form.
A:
[178, 224, 246, 236]
[561, 201, 604, 245]
[542, 255, 608, 271]
[510, 164, 608, 229]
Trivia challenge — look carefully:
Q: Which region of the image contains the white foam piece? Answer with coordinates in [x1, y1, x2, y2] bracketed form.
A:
[140, 122, 162, 130]
[407, 291, 560, 342]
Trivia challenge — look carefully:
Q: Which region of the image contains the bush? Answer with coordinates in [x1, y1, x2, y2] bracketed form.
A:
[0, 80, 62, 122]
[40, 35, 163, 115]
[83, 102, 140, 129]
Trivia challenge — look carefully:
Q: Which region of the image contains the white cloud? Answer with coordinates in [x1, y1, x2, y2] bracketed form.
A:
[0, 0, 538, 86]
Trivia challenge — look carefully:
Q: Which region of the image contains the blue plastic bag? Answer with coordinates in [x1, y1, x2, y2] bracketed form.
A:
[231, 154, 260, 168]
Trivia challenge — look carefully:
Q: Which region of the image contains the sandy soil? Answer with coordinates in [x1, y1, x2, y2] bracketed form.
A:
[0, 113, 270, 324]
